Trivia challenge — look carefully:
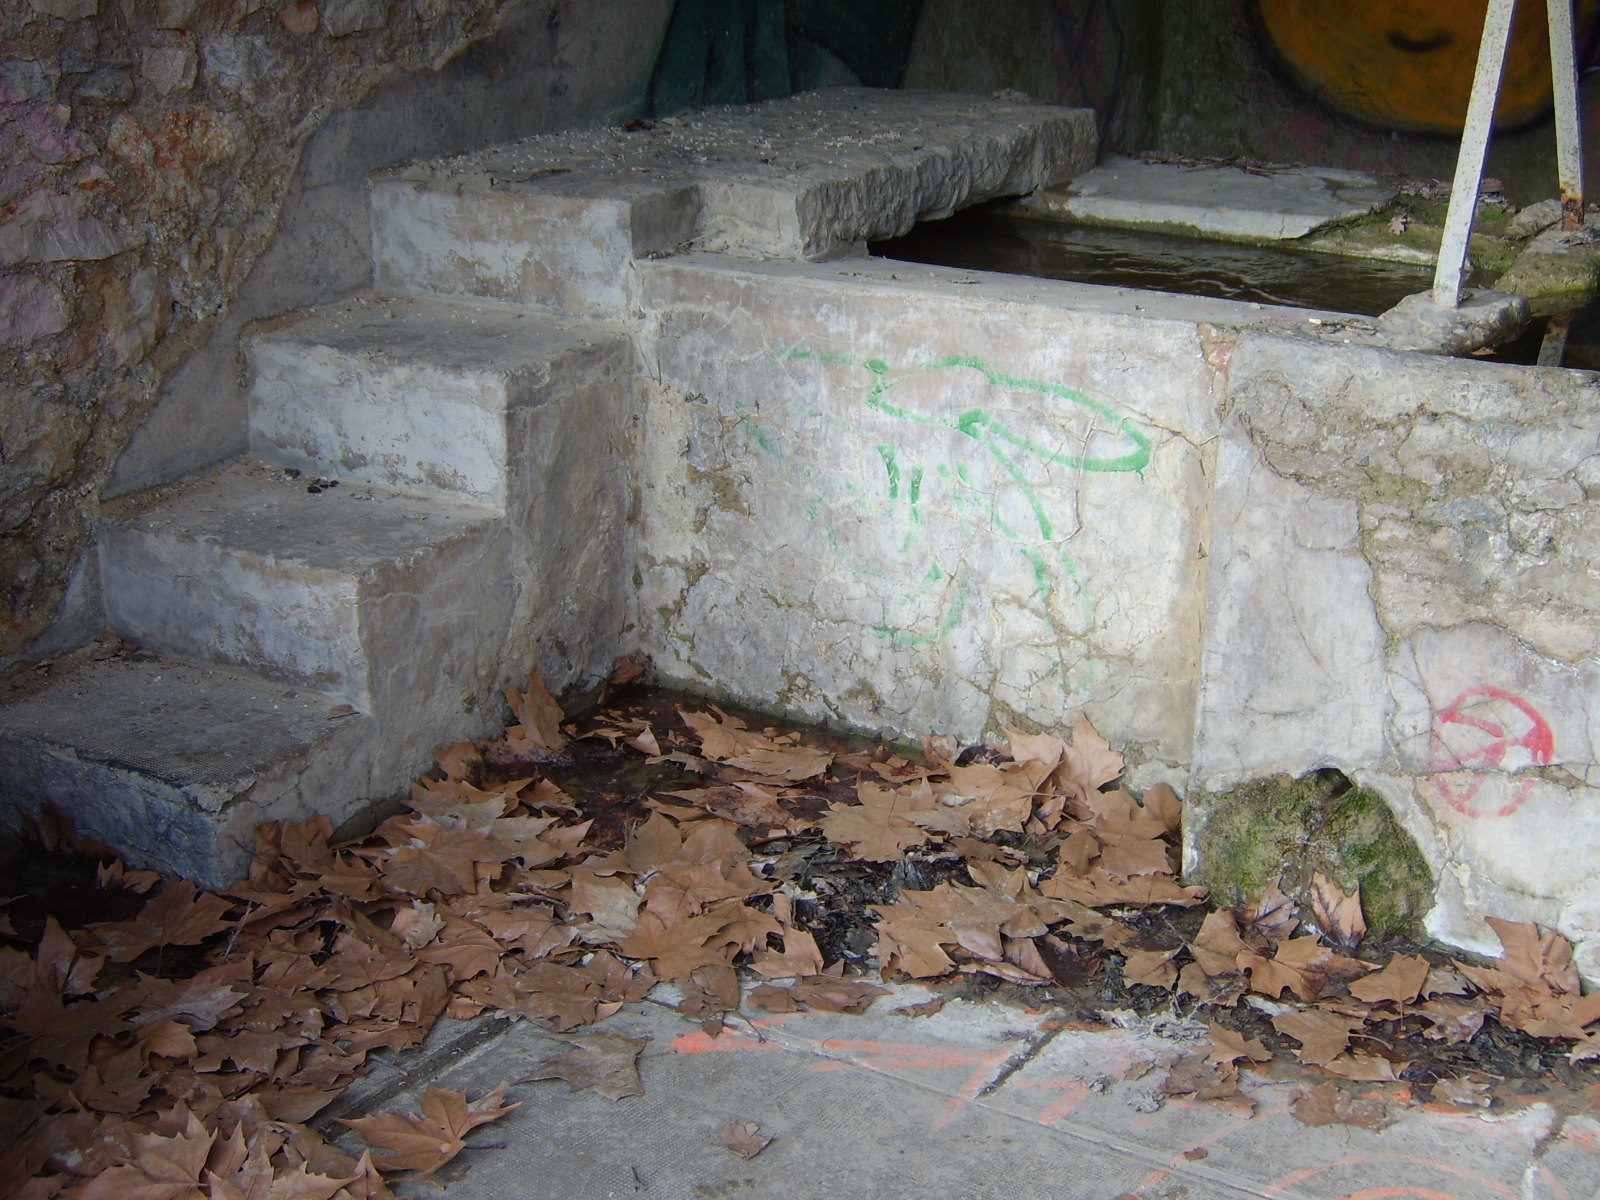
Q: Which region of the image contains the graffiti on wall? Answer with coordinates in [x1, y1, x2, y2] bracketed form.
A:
[1426, 684, 1555, 818]
[747, 349, 1153, 688]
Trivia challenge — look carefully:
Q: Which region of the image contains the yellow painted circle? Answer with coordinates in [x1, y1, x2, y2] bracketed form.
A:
[1258, 0, 1568, 133]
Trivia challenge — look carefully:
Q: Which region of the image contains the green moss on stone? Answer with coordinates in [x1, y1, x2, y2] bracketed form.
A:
[1192, 769, 1433, 938]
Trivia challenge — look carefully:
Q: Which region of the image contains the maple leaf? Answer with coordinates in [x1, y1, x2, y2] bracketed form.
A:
[720, 1120, 773, 1159]
[615, 911, 737, 982]
[679, 709, 831, 780]
[1205, 1023, 1271, 1065]
[1290, 1081, 1393, 1131]
[1309, 873, 1366, 951]
[1121, 947, 1180, 990]
[341, 1084, 518, 1179]
[1236, 877, 1298, 942]
[749, 983, 803, 1012]
[1318, 1052, 1399, 1082]
[408, 776, 513, 825]
[1060, 713, 1124, 793]
[68, 1106, 215, 1199]
[786, 974, 891, 1013]
[1348, 954, 1429, 1006]
[1188, 910, 1249, 978]
[504, 670, 567, 757]
[89, 880, 237, 963]
[31, 916, 104, 997]
[1271, 1009, 1362, 1066]
[891, 996, 947, 1017]
[520, 1030, 649, 1101]
[1417, 996, 1490, 1044]
[750, 927, 825, 979]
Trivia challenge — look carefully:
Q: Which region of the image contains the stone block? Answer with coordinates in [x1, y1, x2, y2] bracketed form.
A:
[140, 45, 196, 96]
[370, 179, 698, 314]
[0, 657, 380, 887]
[247, 293, 630, 507]
[97, 460, 504, 711]
[372, 89, 1095, 307]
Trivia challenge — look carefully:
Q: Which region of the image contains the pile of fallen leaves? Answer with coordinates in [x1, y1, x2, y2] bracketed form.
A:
[5, 666, 1600, 1193]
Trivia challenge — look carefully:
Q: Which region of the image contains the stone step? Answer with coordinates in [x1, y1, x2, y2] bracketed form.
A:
[246, 293, 628, 508]
[371, 87, 1094, 313]
[98, 458, 507, 713]
[0, 655, 380, 887]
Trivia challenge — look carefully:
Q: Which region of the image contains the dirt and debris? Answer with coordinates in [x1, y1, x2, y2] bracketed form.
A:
[5, 669, 1600, 1194]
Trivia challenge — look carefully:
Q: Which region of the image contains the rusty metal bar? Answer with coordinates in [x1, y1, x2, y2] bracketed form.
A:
[1548, 0, 1585, 230]
[1434, 0, 1519, 308]
[1538, 309, 1575, 365]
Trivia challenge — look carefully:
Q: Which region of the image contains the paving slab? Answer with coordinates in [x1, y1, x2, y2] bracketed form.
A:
[1033, 154, 1396, 241]
[317, 982, 1600, 1200]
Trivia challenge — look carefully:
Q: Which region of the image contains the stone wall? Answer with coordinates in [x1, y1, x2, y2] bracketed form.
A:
[627, 248, 1600, 975]
[1, 0, 669, 669]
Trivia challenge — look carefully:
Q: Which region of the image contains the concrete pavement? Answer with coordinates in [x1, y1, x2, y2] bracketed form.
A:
[324, 979, 1600, 1200]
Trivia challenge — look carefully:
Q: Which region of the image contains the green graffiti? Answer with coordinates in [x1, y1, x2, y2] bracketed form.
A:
[773, 347, 1150, 675]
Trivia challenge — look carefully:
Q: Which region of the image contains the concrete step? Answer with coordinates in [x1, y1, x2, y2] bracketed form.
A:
[246, 293, 627, 508]
[98, 458, 506, 711]
[371, 88, 1094, 313]
[0, 655, 380, 887]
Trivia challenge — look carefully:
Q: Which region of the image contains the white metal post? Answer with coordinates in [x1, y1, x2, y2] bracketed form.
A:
[1434, 0, 1519, 308]
[1548, 0, 1585, 230]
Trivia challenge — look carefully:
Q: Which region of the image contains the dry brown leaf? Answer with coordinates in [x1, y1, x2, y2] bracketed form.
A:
[748, 983, 802, 1012]
[519, 1030, 650, 1101]
[1205, 1023, 1271, 1065]
[787, 975, 891, 1013]
[341, 1084, 518, 1178]
[1237, 877, 1298, 943]
[1417, 996, 1490, 1044]
[89, 879, 237, 962]
[1271, 1009, 1361, 1066]
[1121, 947, 1179, 990]
[891, 996, 948, 1018]
[719, 1119, 773, 1159]
[1435, 1075, 1494, 1107]
[1317, 1052, 1399, 1082]
[506, 670, 567, 756]
[1309, 873, 1366, 951]
[1290, 1081, 1393, 1131]
[1348, 954, 1429, 1006]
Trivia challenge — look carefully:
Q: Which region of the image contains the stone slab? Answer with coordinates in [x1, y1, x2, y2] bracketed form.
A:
[371, 88, 1097, 311]
[1035, 154, 1396, 241]
[0, 656, 379, 886]
[247, 292, 628, 508]
[312, 983, 1600, 1200]
[98, 458, 504, 710]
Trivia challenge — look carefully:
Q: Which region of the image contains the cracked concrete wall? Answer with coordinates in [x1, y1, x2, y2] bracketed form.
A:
[1200, 333, 1600, 975]
[2, 0, 669, 670]
[631, 255, 1220, 770]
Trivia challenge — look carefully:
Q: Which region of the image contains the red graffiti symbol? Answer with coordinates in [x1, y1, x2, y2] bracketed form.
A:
[1430, 685, 1553, 818]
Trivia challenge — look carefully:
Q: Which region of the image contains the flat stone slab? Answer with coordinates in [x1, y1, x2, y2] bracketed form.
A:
[372, 87, 1096, 311]
[1035, 154, 1397, 241]
[317, 981, 1600, 1200]
[0, 655, 377, 886]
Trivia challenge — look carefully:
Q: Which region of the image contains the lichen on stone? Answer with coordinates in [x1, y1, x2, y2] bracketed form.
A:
[1191, 768, 1433, 937]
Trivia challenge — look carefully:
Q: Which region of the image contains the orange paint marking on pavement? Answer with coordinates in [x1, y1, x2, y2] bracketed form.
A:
[1264, 1155, 1519, 1200]
[1005, 1077, 1093, 1127]
[932, 1045, 1014, 1130]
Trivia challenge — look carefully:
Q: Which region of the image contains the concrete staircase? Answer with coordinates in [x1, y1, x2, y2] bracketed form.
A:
[0, 89, 1095, 886]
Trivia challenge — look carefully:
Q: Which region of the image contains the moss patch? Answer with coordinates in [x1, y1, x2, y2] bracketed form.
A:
[1192, 769, 1433, 937]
